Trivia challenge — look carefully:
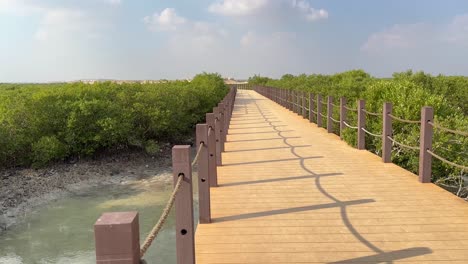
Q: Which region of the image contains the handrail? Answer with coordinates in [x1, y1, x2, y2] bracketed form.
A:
[191, 142, 205, 167]
[362, 109, 380, 116]
[427, 150, 467, 170]
[387, 136, 419, 151]
[140, 174, 184, 258]
[330, 117, 340, 123]
[344, 106, 358, 112]
[343, 121, 358, 129]
[388, 114, 420, 124]
[361, 127, 382, 138]
[429, 121, 468, 136]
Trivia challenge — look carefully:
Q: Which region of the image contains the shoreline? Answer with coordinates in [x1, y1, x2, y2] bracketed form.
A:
[0, 149, 173, 231]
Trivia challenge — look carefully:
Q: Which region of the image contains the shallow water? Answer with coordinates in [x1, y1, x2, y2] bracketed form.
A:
[0, 174, 199, 264]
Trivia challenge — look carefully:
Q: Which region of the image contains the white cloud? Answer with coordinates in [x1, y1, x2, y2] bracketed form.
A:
[445, 14, 468, 44]
[362, 14, 468, 54]
[104, 0, 121, 5]
[208, 0, 328, 22]
[208, 0, 268, 16]
[34, 8, 103, 41]
[292, 0, 328, 21]
[361, 23, 431, 53]
[143, 8, 186, 31]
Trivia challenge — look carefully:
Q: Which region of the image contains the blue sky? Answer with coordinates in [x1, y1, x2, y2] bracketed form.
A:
[1, 0, 468, 82]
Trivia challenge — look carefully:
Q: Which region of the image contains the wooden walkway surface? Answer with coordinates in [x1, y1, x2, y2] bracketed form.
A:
[195, 90, 468, 263]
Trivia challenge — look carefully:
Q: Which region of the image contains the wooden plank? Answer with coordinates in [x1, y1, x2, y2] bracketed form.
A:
[195, 90, 468, 264]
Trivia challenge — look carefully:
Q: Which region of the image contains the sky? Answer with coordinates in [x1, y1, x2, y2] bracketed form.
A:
[1, 0, 468, 82]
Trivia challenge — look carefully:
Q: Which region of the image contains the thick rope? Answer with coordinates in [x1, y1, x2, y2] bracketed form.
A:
[427, 150, 468, 170]
[140, 175, 184, 257]
[319, 113, 327, 118]
[191, 142, 205, 167]
[330, 117, 340, 123]
[362, 109, 380, 116]
[361, 127, 382, 138]
[387, 136, 419, 151]
[388, 114, 420, 124]
[429, 122, 468, 136]
[344, 106, 358, 112]
[331, 103, 339, 108]
[310, 109, 318, 114]
[343, 121, 358, 129]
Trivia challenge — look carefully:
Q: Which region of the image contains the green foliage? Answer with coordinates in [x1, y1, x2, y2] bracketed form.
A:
[248, 75, 271, 86]
[32, 136, 68, 168]
[257, 70, 467, 185]
[0, 73, 228, 168]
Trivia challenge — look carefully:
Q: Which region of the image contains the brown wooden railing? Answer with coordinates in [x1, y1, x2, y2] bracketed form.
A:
[93, 86, 237, 264]
[254, 85, 467, 183]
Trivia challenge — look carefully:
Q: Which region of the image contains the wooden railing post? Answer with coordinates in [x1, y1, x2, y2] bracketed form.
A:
[94, 212, 140, 264]
[196, 124, 211, 223]
[172, 145, 195, 264]
[302, 92, 307, 118]
[382, 102, 393, 163]
[218, 103, 226, 151]
[309, 93, 314, 123]
[327, 96, 333, 133]
[206, 113, 218, 187]
[357, 100, 366, 150]
[340, 97, 347, 139]
[317, 95, 323, 127]
[213, 107, 222, 166]
[419, 107, 434, 183]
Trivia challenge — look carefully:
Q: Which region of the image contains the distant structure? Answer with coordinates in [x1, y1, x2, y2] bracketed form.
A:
[224, 77, 248, 85]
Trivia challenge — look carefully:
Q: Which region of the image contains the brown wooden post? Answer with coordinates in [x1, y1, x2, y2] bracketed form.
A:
[213, 107, 222, 166]
[196, 124, 211, 223]
[94, 212, 140, 264]
[206, 114, 218, 187]
[419, 107, 434, 183]
[382, 102, 393, 163]
[309, 93, 314, 123]
[218, 103, 226, 150]
[327, 96, 333, 133]
[357, 100, 366, 150]
[172, 145, 195, 264]
[317, 95, 323, 127]
[302, 92, 307, 118]
[288, 90, 292, 110]
[340, 97, 347, 139]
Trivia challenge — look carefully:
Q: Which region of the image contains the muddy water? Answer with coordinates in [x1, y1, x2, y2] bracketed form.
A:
[0, 172, 199, 264]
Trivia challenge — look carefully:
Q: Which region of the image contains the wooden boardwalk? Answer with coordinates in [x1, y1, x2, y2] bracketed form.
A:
[194, 90, 468, 264]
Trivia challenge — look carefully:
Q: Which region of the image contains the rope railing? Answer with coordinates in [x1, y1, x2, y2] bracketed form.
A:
[191, 142, 205, 167]
[388, 114, 420, 124]
[319, 113, 327, 118]
[361, 127, 382, 138]
[427, 150, 468, 170]
[140, 174, 184, 258]
[343, 121, 358, 129]
[330, 117, 340, 123]
[344, 106, 358, 112]
[140, 135, 206, 261]
[310, 109, 318, 114]
[362, 109, 380, 116]
[331, 103, 339, 108]
[429, 121, 468, 136]
[387, 136, 419, 151]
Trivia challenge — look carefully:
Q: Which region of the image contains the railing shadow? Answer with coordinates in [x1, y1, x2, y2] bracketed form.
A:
[215, 199, 375, 222]
[219, 172, 342, 187]
[231, 91, 434, 264]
